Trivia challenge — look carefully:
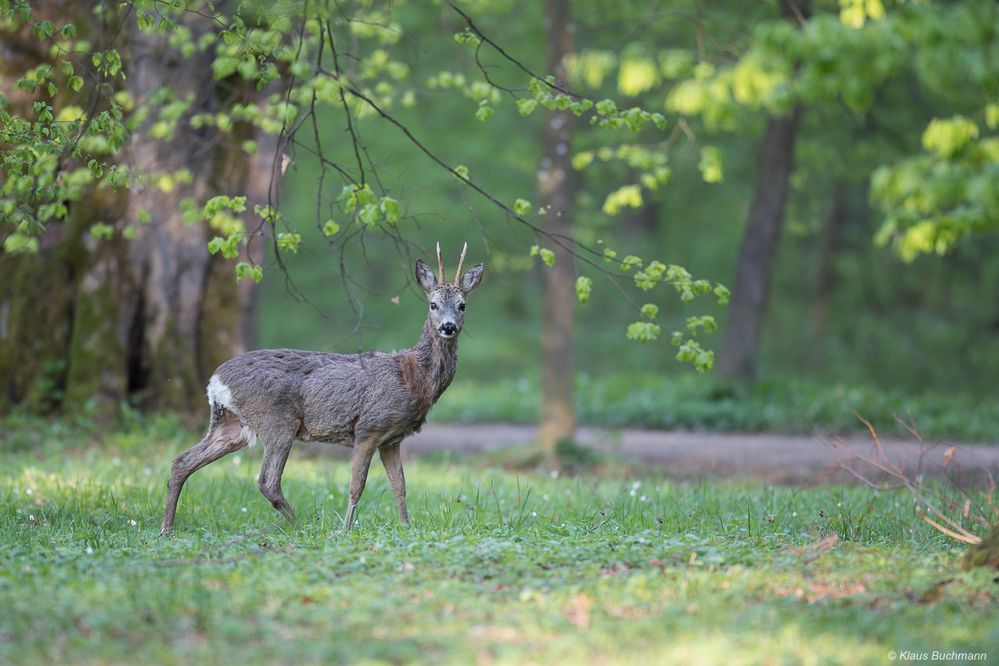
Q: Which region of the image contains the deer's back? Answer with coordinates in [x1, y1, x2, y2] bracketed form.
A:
[208, 348, 427, 447]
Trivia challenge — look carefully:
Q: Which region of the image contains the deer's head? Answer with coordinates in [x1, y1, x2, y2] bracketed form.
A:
[415, 242, 483, 339]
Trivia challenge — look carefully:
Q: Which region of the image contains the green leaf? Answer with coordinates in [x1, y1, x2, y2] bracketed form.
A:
[621, 255, 642, 271]
[3, 234, 39, 254]
[475, 104, 494, 122]
[922, 116, 978, 158]
[89, 222, 114, 240]
[539, 248, 556, 267]
[379, 197, 401, 223]
[572, 151, 594, 170]
[626, 321, 661, 343]
[698, 147, 724, 183]
[32, 20, 54, 41]
[595, 99, 617, 115]
[322, 220, 341, 237]
[602, 185, 643, 215]
[277, 232, 301, 253]
[67, 75, 84, 92]
[512, 198, 532, 216]
[236, 262, 263, 283]
[640, 303, 658, 319]
[575, 276, 592, 304]
[358, 203, 380, 226]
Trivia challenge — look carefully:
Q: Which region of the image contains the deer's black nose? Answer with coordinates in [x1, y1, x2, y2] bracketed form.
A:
[439, 322, 457, 337]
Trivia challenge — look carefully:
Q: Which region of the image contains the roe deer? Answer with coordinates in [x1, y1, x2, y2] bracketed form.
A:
[160, 243, 483, 535]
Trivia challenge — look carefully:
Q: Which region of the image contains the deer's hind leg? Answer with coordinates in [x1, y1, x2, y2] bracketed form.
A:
[257, 422, 298, 522]
[161, 415, 247, 536]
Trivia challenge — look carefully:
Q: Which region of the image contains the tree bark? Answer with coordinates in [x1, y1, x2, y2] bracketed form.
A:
[537, 0, 577, 455]
[0, 7, 273, 419]
[716, 0, 809, 382]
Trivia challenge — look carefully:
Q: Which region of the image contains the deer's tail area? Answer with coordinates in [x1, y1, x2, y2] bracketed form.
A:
[205, 403, 259, 448]
[205, 375, 258, 448]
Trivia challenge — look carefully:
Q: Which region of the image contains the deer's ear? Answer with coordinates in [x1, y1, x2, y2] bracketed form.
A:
[415, 259, 437, 294]
[460, 263, 484, 295]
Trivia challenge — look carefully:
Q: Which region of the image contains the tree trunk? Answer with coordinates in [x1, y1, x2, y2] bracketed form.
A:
[812, 183, 848, 349]
[0, 8, 274, 419]
[716, 0, 809, 382]
[537, 0, 577, 456]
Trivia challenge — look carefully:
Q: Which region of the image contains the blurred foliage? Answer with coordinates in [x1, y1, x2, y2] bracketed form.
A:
[3, 0, 997, 424]
[0, 0, 729, 371]
[259, 0, 999, 411]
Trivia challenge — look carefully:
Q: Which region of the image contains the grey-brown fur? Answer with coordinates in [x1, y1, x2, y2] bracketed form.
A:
[160, 248, 483, 535]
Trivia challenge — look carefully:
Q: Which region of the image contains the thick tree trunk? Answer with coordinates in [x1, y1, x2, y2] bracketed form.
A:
[537, 0, 577, 456]
[716, 107, 802, 381]
[0, 8, 273, 419]
[716, 0, 809, 382]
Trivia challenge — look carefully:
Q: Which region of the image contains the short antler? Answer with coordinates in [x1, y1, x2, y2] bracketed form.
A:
[436, 242, 445, 284]
[453, 242, 467, 285]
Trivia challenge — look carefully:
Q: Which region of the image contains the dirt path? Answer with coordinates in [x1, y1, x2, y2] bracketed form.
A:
[374, 423, 999, 483]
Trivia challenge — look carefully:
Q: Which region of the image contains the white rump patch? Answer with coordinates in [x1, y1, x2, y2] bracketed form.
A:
[206, 375, 256, 447]
[206, 375, 235, 412]
[240, 425, 258, 448]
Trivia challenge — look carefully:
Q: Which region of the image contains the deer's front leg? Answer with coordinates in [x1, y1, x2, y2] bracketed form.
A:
[379, 442, 409, 526]
[343, 435, 379, 531]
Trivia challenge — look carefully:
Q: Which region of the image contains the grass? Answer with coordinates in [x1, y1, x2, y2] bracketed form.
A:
[1, 416, 997, 664]
[432, 373, 999, 443]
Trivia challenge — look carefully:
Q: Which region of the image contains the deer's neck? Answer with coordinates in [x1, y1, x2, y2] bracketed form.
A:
[413, 318, 458, 403]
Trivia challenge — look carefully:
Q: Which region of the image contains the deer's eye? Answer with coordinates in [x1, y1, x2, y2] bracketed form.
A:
[430, 303, 438, 311]
[458, 303, 466, 311]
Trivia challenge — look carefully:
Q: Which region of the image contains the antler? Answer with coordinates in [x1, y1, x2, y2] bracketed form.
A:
[436, 242, 444, 283]
[453, 242, 467, 285]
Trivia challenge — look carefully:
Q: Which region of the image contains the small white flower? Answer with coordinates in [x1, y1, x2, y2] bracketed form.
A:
[28, 514, 35, 522]
[25, 488, 33, 496]
[550, 469, 559, 479]
[631, 481, 642, 490]
[629, 490, 636, 497]
[542, 494, 549, 501]
[241, 507, 248, 513]
[111, 457, 121, 466]
[143, 467, 152, 476]
[640, 495, 647, 502]
[129, 519, 137, 526]
[792, 512, 797, 517]
[837, 502, 842, 508]
[530, 511, 537, 517]
[232, 455, 242, 466]
[85, 546, 94, 555]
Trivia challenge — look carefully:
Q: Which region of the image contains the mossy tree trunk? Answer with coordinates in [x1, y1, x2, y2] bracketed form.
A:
[0, 8, 276, 420]
[537, 0, 577, 460]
